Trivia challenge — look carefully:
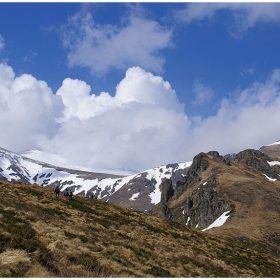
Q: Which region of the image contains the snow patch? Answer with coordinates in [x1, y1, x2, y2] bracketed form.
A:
[267, 140, 280, 146]
[129, 192, 140, 201]
[202, 211, 230, 232]
[268, 161, 280, 166]
[146, 160, 192, 205]
[263, 174, 277, 181]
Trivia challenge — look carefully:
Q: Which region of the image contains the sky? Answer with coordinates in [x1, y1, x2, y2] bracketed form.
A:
[1, 2, 280, 173]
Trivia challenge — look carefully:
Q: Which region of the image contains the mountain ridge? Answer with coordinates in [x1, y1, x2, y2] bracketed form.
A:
[0, 146, 192, 212]
[1, 140, 280, 236]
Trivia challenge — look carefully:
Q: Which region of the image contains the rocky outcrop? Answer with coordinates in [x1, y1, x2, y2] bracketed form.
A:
[183, 178, 230, 229]
[173, 152, 209, 199]
[159, 179, 174, 219]
[160, 178, 174, 204]
[233, 149, 279, 179]
[152, 151, 232, 230]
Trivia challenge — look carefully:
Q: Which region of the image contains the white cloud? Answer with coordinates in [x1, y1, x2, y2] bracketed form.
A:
[0, 63, 64, 152]
[44, 67, 190, 172]
[175, 3, 280, 38]
[1, 62, 280, 173]
[60, 9, 173, 75]
[192, 80, 215, 106]
[23, 50, 38, 63]
[0, 35, 4, 51]
[189, 69, 280, 155]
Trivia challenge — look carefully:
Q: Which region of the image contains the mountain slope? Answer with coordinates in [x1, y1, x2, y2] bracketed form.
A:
[0, 147, 192, 212]
[20, 149, 133, 175]
[151, 149, 280, 255]
[1, 180, 280, 277]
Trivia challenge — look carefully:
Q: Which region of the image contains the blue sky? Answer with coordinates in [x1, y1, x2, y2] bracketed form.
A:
[1, 2, 280, 173]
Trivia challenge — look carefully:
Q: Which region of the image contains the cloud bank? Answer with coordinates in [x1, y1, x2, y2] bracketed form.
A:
[61, 9, 173, 76]
[1, 62, 280, 173]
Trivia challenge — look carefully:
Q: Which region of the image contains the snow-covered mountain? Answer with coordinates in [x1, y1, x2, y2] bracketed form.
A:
[0, 147, 192, 211]
[20, 149, 134, 176]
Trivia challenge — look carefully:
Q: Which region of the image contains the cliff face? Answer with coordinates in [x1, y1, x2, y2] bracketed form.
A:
[151, 149, 280, 255]
[152, 151, 231, 229]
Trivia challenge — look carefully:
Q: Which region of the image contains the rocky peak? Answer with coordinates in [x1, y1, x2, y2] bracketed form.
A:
[152, 150, 232, 230]
[233, 149, 279, 179]
[191, 152, 210, 172]
[174, 151, 228, 199]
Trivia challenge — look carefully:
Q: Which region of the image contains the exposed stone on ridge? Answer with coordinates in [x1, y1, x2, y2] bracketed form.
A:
[233, 149, 279, 179]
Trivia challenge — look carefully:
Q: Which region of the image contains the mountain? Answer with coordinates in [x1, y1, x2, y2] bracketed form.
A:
[20, 149, 134, 175]
[1, 139, 280, 248]
[0, 147, 192, 212]
[1, 180, 280, 277]
[151, 148, 280, 255]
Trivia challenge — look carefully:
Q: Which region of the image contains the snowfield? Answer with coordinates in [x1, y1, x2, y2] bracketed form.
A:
[20, 149, 134, 176]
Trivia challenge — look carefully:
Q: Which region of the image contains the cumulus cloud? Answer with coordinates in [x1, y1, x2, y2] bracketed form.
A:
[38, 67, 280, 172]
[1, 62, 280, 173]
[43, 67, 190, 172]
[175, 3, 280, 38]
[60, 9, 173, 75]
[0, 63, 63, 152]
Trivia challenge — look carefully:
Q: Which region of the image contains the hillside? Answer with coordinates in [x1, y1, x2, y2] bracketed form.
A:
[0, 147, 191, 212]
[1, 180, 280, 277]
[152, 149, 280, 256]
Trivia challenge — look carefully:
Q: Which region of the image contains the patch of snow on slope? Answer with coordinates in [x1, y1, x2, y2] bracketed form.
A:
[262, 174, 277, 181]
[268, 161, 280, 166]
[146, 161, 193, 205]
[267, 140, 280, 146]
[129, 192, 140, 201]
[146, 167, 165, 204]
[202, 211, 230, 232]
[0, 157, 21, 180]
[177, 161, 192, 170]
[18, 156, 123, 196]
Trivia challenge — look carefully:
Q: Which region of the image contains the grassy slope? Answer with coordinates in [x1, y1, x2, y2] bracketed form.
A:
[0, 180, 280, 277]
[151, 152, 280, 256]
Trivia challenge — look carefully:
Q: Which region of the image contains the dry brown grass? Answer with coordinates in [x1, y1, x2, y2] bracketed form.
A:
[156, 152, 280, 258]
[0, 180, 280, 277]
